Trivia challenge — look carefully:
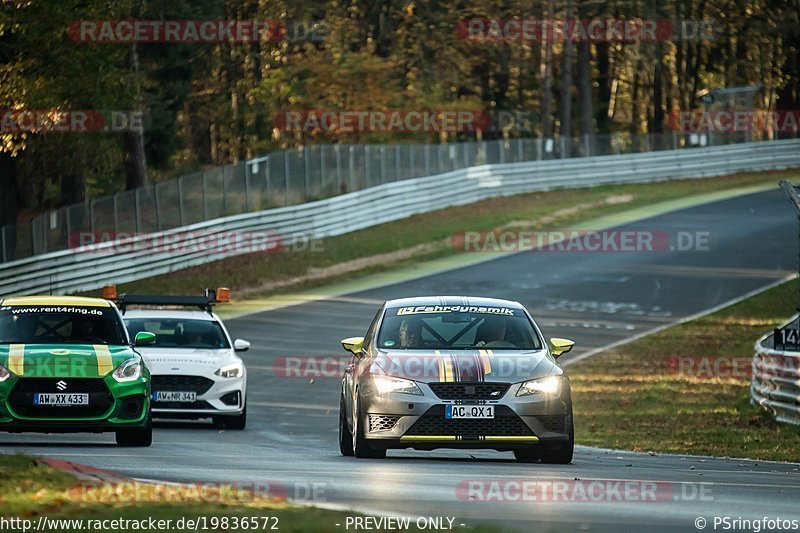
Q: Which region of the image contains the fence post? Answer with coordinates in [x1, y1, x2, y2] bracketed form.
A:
[264, 157, 271, 206]
[379, 145, 386, 183]
[348, 146, 355, 192]
[178, 176, 186, 225]
[284, 151, 291, 206]
[409, 145, 416, 177]
[202, 172, 208, 220]
[365, 145, 371, 188]
[320, 146, 327, 194]
[335, 145, 342, 193]
[424, 144, 430, 175]
[395, 145, 401, 180]
[90, 199, 96, 233]
[222, 168, 228, 214]
[244, 164, 251, 211]
[134, 189, 142, 232]
[303, 147, 310, 200]
[1, 226, 6, 263]
[153, 188, 161, 231]
[113, 193, 119, 233]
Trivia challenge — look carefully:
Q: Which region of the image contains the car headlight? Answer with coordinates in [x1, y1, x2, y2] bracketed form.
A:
[0, 363, 13, 382]
[517, 375, 561, 396]
[372, 375, 423, 396]
[215, 362, 244, 379]
[112, 358, 142, 382]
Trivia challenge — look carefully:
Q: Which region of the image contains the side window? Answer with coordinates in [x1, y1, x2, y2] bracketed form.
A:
[362, 306, 384, 348]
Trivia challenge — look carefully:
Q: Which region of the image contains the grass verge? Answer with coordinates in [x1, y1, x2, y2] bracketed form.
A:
[0, 454, 496, 532]
[88, 169, 794, 299]
[570, 279, 800, 462]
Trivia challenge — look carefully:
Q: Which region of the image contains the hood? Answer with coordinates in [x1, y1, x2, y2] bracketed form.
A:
[136, 347, 233, 374]
[0, 343, 135, 378]
[372, 349, 559, 384]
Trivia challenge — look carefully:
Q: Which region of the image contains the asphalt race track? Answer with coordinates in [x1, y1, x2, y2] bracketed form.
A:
[5, 189, 800, 532]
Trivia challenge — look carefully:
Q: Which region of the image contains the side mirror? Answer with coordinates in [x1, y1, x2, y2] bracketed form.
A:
[550, 337, 574, 358]
[134, 331, 156, 347]
[341, 336, 365, 356]
[233, 339, 251, 352]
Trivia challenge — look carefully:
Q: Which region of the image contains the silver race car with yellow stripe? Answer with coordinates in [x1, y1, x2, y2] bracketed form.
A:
[339, 296, 575, 463]
[0, 296, 153, 446]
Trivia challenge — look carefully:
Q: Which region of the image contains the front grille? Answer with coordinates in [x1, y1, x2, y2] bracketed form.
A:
[428, 382, 510, 400]
[369, 414, 401, 432]
[153, 400, 214, 410]
[406, 405, 533, 437]
[9, 378, 113, 418]
[151, 375, 214, 395]
[535, 415, 566, 433]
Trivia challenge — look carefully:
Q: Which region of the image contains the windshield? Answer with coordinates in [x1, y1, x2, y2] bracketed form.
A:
[0, 305, 127, 345]
[124, 318, 230, 349]
[377, 306, 542, 350]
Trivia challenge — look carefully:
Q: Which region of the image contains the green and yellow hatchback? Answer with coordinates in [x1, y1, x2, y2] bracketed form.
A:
[0, 296, 154, 446]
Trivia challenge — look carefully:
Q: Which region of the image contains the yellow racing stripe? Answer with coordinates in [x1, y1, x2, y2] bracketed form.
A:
[478, 349, 492, 376]
[93, 344, 113, 376]
[8, 344, 24, 375]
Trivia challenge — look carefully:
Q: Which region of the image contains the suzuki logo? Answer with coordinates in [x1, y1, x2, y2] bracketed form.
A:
[489, 391, 501, 397]
[56, 380, 67, 391]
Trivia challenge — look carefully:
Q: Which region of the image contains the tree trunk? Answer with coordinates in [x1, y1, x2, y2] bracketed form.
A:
[123, 43, 148, 190]
[0, 151, 18, 261]
[560, 0, 574, 155]
[540, 0, 555, 142]
[577, 39, 594, 150]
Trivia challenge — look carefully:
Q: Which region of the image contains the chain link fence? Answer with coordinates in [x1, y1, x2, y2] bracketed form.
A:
[0, 131, 778, 263]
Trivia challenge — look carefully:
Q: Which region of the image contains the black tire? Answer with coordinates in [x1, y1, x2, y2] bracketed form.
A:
[116, 413, 153, 447]
[213, 404, 247, 430]
[540, 414, 574, 465]
[352, 394, 386, 459]
[339, 394, 354, 456]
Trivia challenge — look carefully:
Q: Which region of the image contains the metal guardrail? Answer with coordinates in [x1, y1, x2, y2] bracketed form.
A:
[1, 138, 799, 298]
[1, 132, 779, 262]
[752, 317, 800, 425]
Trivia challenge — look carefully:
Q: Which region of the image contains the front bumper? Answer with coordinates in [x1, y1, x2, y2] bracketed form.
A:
[0, 375, 150, 433]
[150, 373, 245, 418]
[359, 380, 570, 451]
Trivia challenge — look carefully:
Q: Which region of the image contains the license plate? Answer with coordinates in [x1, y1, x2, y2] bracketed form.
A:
[445, 405, 495, 419]
[153, 391, 196, 402]
[34, 393, 89, 406]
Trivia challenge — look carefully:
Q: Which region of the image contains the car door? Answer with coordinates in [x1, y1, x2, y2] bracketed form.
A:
[343, 305, 383, 426]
